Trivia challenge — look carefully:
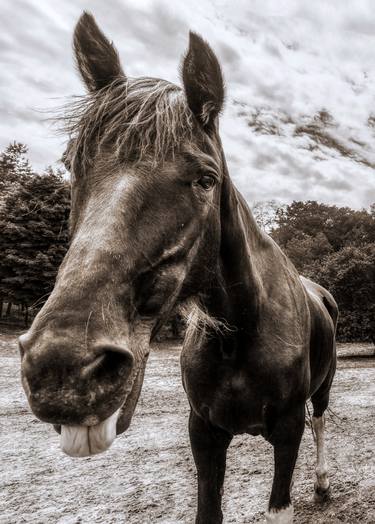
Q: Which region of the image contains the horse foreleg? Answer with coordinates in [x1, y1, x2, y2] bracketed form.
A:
[189, 409, 232, 524]
[266, 405, 305, 524]
[312, 414, 330, 501]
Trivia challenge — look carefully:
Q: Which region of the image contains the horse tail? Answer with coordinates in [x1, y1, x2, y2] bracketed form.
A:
[322, 293, 339, 334]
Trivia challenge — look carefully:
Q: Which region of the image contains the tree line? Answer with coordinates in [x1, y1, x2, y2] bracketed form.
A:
[0, 143, 70, 323]
[253, 200, 375, 342]
[0, 143, 374, 341]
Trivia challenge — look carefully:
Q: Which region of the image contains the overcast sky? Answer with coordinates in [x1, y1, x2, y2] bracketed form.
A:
[1, 0, 375, 208]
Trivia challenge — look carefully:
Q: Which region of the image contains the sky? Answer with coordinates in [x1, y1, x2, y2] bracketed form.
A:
[1, 0, 375, 208]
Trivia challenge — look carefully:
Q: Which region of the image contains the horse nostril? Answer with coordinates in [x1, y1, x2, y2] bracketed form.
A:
[81, 344, 134, 381]
[80, 353, 106, 379]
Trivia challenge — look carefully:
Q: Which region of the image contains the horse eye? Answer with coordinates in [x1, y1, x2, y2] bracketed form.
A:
[197, 174, 216, 190]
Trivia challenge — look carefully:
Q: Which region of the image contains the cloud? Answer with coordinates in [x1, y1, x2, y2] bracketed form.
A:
[0, 0, 374, 208]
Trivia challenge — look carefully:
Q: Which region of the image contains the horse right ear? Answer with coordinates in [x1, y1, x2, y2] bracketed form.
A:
[182, 32, 225, 129]
[73, 12, 125, 92]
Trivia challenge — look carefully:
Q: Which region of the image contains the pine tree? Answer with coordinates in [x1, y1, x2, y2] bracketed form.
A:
[0, 142, 33, 191]
[0, 166, 70, 319]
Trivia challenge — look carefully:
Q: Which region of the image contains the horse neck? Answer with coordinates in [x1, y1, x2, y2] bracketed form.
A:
[204, 168, 267, 336]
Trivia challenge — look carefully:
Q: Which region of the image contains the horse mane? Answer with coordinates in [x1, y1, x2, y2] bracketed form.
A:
[59, 76, 194, 172]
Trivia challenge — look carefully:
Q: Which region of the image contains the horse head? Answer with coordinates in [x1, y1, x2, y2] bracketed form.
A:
[19, 12, 227, 457]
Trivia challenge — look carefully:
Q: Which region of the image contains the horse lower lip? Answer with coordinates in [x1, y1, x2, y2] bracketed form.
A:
[60, 408, 120, 457]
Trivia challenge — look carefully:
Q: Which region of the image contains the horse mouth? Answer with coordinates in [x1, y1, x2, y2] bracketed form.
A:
[58, 408, 121, 457]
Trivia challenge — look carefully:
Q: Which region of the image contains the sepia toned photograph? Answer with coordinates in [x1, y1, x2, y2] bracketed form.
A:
[0, 1, 374, 523]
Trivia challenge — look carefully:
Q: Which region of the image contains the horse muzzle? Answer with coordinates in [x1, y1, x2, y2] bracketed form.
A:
[19, 333, 135, 427]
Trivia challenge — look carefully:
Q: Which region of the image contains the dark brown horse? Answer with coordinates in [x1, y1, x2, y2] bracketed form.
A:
[19, 13, 337, 523]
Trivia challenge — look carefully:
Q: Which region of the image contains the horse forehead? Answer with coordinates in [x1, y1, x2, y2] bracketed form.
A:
[71, 173, 138, 253]
[69, 163, 183, 267]
[91, 172, 137, 217]
[107, 174, 136, 202]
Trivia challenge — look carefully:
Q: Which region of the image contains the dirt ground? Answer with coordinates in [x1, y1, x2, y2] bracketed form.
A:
[0, 332, 374, 524]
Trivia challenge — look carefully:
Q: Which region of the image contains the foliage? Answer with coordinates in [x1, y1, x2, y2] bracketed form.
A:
[0, 143, 34, 218]
[273, 200, 375, 251]
[315, 245, 375, 341]
[271, 200, 375, 341]
[0, 142, 33, 191]
[281, 231, 333, 273]
[0, 158, 70, 313]
[252, 200, 284, 232]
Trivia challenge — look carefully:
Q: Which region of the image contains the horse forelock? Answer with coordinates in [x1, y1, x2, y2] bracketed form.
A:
[59, 76, 195, 174]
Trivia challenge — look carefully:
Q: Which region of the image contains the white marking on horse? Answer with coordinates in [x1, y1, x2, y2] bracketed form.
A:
[265, 504, 293, 523]
[312, 415, 330, 493]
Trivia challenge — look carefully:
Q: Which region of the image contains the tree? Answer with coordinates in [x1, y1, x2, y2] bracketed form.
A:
[317, 245, 375, 341]
[0, 166, 70, 319]
[252, 200, 283, 232]
[281, 231, 333, 273]
[0, 142, 33, 192]
[273, 200, 375, 252]
[271, 200, 375, 341]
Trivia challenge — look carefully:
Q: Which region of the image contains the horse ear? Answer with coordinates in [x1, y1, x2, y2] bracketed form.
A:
[182, 32, 224, 128]
[73, 12, 125, 92]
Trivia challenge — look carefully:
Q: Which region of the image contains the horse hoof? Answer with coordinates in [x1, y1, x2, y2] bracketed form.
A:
[314, 482, 331, 503]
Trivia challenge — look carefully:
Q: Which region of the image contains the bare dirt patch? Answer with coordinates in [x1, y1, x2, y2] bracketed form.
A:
[1, 335, 374, 523]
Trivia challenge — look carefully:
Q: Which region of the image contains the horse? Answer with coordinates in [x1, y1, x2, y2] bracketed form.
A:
[19, 12, 338, 523]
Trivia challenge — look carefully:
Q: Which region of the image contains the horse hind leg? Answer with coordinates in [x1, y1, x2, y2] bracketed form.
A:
[312, 413, 331, 502]
[311, 390, 332, 502]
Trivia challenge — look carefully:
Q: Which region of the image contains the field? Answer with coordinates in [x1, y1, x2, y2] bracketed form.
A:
[1, 331, 374, 523]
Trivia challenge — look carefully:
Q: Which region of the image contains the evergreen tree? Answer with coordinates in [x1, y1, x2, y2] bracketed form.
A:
[0, 142, 33, 192]
[0, 166, 70, 317]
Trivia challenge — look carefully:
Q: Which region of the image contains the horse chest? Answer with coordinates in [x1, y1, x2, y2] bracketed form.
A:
[183, 357, 268, 435]
[211, 371, 266, 435]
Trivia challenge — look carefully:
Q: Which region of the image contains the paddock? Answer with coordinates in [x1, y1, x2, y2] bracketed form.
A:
[1, 332, 374, 523]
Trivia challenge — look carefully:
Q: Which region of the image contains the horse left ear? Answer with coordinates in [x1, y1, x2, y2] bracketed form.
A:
[182, 32, 224, 129]
[73, 12, 125, 92]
